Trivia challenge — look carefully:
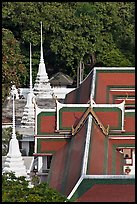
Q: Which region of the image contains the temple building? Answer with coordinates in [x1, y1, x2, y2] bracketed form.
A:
[2, 20, 135, 201]
[33, 67, 135, 202]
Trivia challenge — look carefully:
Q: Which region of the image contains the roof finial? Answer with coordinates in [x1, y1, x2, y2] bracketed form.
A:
[30, 43, 33, 92]
[40, 21, 44, 63]
[12, 88, 16, 139]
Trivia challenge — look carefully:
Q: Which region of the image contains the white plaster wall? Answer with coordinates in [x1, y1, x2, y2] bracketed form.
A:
[52, 87, 74, 99]
[15, 87, 74, 100]
[38, 156, 43, 172]
[130, 149, 135, 175]
[42, 156, 47, 172]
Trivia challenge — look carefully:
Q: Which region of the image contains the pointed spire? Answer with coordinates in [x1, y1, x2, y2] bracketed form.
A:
[40, 21, 44, 63]
[33, 22, 53, 98]
[30, 43, 33, 92]
[21, 43, 35, 128]
[12, 93, 16, 139]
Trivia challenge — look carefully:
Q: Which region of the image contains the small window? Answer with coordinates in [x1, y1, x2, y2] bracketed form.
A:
[47, 155, 52, 169]
[29, 141, 34, 156]
[123, 149, 132, 159]
[123, 149, 132, 165]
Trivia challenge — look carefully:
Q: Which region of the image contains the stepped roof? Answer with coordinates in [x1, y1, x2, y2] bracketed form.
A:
[34, 67, 135, 201]
[64, 67, 135, 106]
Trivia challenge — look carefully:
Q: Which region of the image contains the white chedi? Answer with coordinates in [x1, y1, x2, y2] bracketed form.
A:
[3, 138, 27, 177]
[3, 88, 28, 177]
[21, 92, 35, 128]
[33, 21, 53, 98]
[21, 43, 35, 128]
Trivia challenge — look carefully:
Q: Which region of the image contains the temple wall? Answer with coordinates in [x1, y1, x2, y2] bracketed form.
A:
[115, 150, 123, 174]
[37, 112, 56, 134]
[124, 111, 135, 133]
[36, 138, 68, 154]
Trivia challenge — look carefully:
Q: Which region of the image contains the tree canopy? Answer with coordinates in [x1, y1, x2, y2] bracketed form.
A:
[2, 172, 69, 202]
[2, 2, 135, 103]
[2, 28, 27, 104]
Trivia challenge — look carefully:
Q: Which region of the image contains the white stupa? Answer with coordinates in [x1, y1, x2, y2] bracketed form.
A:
[33, 21, 53, 98]
[3, 87, 27, 177]
[21, 43, 35, 128]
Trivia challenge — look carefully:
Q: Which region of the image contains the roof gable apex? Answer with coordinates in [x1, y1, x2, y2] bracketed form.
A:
[71, 105, 109, 137]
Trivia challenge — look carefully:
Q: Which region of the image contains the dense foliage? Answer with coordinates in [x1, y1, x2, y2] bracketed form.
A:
[2, 2, 135, 103]
[2, 28, 27, 104]
[2, 172, 69, 202]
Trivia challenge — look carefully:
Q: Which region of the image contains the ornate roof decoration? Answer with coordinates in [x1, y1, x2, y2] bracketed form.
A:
[71, 104, 109, 137]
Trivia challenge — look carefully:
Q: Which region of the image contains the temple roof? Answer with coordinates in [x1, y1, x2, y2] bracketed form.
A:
[64, 67, 135, 105]
[49, 72, 73, 86]
[34, 67, 135, 201]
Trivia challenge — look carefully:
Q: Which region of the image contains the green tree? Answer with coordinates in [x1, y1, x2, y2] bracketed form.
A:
[2, 172, 69, 202]
[92, 2, 135, 67]
[2, 28, 27, 104]
[2, 2, 135, 86]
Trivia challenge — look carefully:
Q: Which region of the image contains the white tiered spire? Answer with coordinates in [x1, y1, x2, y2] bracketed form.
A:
[3, 88, 27, 177]
[30, 42, 33, 92]
[40, 21, 44, 64]
[33, 21, 53, 98]
[21, 43, 35, 128]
